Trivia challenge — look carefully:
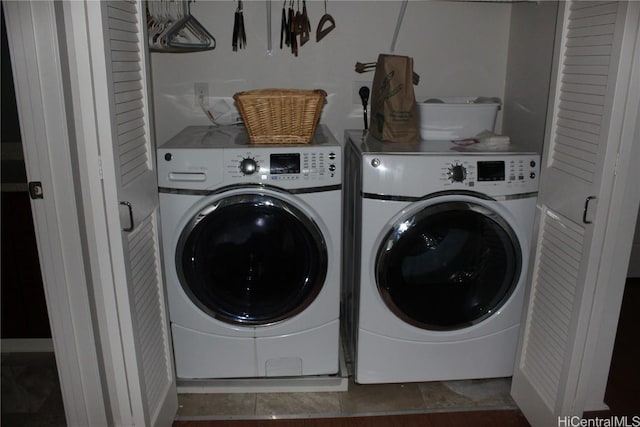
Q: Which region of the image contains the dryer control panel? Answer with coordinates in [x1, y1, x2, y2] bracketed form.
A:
[443, 157, 538, 187]
[362, 153, 540, 198]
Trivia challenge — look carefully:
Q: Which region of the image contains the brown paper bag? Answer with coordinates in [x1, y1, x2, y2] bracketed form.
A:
[369, 54, 419, 142]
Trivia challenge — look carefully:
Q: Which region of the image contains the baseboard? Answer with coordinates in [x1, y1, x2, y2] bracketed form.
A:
[583, 401, 610, 412]
[1, 338, 54, 353]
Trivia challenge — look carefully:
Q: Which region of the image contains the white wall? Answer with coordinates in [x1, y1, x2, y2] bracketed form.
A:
[503, 1, 558, 154]
[150, 1, 512, 145]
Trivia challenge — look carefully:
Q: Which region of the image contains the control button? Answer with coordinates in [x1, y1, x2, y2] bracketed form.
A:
[448, 164, 467, 182]
[239, 157, 258, 175]
[530, 172, 536, 179]
[329, 152, 336, 160]
[371, 158, 381, 168]
[329, 164, 336, 172]
[164, 153, 173, 161]
[530, 160, 536, 168]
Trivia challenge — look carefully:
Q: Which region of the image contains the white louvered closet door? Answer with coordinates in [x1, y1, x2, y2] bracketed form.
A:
[511, 2, 639, 426]
[94, 0, 177, 425]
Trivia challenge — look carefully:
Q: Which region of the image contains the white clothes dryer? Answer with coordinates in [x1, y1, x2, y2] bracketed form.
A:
[158, 125, 342, 379]
[343, 131, 540, 384]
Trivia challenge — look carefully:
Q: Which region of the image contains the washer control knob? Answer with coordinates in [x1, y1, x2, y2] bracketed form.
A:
[371, 158, 381, 168]
[448, 164, 467, 182]
[239, 157, 258, 175]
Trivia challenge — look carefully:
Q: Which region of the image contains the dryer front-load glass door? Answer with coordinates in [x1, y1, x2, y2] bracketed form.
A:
[376, 200, 521, 331]
[176, 193, 328, 326]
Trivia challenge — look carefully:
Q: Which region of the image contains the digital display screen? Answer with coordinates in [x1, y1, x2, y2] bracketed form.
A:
[477, 161, 505, 181]
[270, 153, 300, 174]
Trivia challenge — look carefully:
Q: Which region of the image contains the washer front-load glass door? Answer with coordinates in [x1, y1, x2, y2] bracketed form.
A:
[177, 193, 328, 326]
[376, 200, 521, 331]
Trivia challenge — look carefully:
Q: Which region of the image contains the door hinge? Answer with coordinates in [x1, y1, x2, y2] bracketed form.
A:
[28, 181, 44, 199]
[98, 156, 104, 180]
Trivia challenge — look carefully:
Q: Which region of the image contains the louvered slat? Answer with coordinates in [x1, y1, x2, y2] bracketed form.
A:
[121, 152, 147, 176]
[567, 23, 615, 38]
[568, 13, 616, 28]
[112, 71, 141, 83]
[521, 209, 584, 409]
[116, 99, 144, 116]
[536, 263, 578, 307]
[556, 125, 599, 146]
[565, 45, 612, 57]
[111, 40, 138, 52]
[110, 28, 139, 43]
[565, 34, 614, 47]
[109, 17, 138, 33]
[118, 124, 145, 142]
[116, 109, 144, 126]
[108, 5, 137, 22]
[554, 142, 597, 164]
[114, 80, 143, 93]
[108, 0, 137, 13]
[549, 2, 618, 183]
[526, 318, 564, 375]
[112, 50, 140, 63]
[120, 135, 146, 156]
[121, 146, 148, 170]
[122, 163, 148, 187]
[558, 99, 604, 117]
[115, 90, 143, 104]
[112, 61, 141, 73]
[108, 1, 150, 188]
[126, 212, 169, 418]
[569, 2, 617, 15]
[557, 107, 602, 126]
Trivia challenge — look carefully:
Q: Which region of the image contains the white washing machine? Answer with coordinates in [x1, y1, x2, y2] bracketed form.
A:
[158, 125, 342, 379]
[342, 130, 540, 384]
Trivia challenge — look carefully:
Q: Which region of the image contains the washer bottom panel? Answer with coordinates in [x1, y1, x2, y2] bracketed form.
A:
[355, 324, 520, 384]
[172, 324, 257, 379]
[256, 319, 340, 377]
[173, 319, 341, 380]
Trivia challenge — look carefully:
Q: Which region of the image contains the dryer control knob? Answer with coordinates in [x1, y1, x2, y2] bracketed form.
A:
[239, 158, 258, 175]
[448, 164, 467, 182]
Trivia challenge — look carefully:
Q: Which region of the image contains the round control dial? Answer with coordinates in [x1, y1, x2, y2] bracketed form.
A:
[448, 164, 467, 182]
[239, 157, 258, 175]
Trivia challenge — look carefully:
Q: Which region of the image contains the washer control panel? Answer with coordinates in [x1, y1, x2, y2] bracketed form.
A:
[225, 147, 340, 185]
[158, 145, 341, 190]
[157, 125, 342, 191]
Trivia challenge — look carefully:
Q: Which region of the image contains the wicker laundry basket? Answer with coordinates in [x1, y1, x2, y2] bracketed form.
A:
[233, 89, 327, 144]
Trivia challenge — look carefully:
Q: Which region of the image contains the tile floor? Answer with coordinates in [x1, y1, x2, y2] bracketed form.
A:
[176, 375, 517, 420]
[1, 352, 66, 427]
[0, 350, 516, 425]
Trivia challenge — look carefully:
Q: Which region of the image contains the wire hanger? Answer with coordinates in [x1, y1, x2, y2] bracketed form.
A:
[148, 1, 216, 53]
[316, 0, 335, 42]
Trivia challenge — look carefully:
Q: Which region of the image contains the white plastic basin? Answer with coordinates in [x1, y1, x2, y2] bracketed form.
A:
[417, 97, 500, 141]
